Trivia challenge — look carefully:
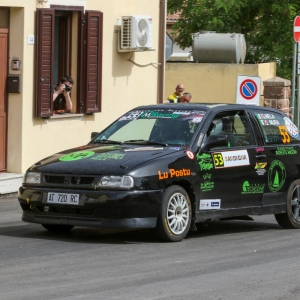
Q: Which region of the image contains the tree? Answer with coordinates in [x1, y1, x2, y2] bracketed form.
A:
[167, 0, 299, 80]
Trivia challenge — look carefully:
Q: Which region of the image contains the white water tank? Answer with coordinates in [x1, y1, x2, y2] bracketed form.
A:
[192, 31, 246, 63]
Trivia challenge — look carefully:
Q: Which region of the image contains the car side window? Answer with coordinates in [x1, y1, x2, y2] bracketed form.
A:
[252, 110, 300, 145]
[207, 110, 255, 148]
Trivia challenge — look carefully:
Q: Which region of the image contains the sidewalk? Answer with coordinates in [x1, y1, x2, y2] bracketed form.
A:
[0, 173, 23, 196]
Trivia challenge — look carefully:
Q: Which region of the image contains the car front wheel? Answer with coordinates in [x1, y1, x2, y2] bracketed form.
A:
[155, 185, 192, 242]
[275, 179, 300, 229]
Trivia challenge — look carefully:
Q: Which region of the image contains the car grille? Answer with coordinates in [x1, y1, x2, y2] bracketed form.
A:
[43, 174, 95, 187]
[36, 205, 95, 216]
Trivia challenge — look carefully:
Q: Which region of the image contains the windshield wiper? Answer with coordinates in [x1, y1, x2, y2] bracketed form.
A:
[94, 139, 122, 144]
[123, 139, 168, 147]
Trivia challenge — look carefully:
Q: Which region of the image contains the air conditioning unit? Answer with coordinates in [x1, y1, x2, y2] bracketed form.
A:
[121, 15, 153, 50]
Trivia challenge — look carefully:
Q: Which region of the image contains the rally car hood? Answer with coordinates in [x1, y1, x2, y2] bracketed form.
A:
[29, 144, 183, 175]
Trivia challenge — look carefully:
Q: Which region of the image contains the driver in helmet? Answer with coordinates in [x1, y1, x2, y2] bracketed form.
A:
[154, 119, 179, 142]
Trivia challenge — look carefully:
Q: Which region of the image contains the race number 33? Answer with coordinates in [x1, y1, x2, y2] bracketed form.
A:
[213, 153, 224, 168]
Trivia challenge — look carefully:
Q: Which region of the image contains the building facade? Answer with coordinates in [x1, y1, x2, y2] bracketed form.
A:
[0, 0, 165, 174]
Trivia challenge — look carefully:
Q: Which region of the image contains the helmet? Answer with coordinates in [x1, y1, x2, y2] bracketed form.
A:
[154, 119, 179, 141]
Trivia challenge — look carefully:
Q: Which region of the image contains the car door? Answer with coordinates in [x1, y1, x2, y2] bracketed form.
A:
[250, 108, 300, 206]
[196, 109, 267, 212]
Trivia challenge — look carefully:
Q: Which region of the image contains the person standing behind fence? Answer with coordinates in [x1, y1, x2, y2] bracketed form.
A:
[167, 84, 185, 103]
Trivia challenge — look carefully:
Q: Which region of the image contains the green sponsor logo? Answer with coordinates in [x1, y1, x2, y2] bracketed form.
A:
[140, 110, 179, 119]
[200, 181, 214, 192]
[242, 181, 265, 194]
[268, 160, 286, 192]
[275, 146, 297, 155]
[59, 151, 95, 161]
[196, 153, 213, 171]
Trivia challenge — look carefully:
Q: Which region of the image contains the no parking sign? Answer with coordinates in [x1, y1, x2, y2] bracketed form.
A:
[236, 75, 261, 105]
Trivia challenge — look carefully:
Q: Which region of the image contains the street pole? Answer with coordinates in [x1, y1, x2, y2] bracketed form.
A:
[291, 42, 297, 122]
[298, 42, 300, 128]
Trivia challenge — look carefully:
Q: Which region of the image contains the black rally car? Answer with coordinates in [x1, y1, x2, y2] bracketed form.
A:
[19, 103, 300, 241]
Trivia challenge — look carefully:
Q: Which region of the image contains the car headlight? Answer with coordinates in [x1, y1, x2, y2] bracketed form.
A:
[23, 172, 41, 184]
[96, 175, 134, 189]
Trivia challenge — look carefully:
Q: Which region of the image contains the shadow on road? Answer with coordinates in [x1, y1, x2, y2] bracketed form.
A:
[0, 217, 283, 244]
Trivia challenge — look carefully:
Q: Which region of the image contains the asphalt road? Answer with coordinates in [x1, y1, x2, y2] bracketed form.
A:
[1, 194, 300, 300]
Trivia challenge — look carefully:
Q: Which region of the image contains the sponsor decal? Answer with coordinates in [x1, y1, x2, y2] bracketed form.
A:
[213, 150, 250, 168]
[200, 181, 214, 192]
[268, 160, 286, 192]
[91, 153, 125, 161]
[199, 199, 221, 210]
[125, 147, 163, 152]
[59, 151, 95, 162]
[119, 110, 144, 120]
[191, 117, 202, 123]
[201, 173, 214, 192]
[196, 153, 214, 171]
[186, 150, 194, 160]
[158, 168, 191, 180]
[255, 147, 265, 153]
[140, 110, 180, 119]
[203, 173, 211, 180]
[284, 117, 299, 138]
[242, 181, 265, 194]
[276, 146, 297, 155]
[255, 162, 267, 176]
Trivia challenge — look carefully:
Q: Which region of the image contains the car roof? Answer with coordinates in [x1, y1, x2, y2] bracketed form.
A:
[133, 103, 283, 114]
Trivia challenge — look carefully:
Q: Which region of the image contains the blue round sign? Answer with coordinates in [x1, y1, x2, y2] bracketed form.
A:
[240, 79, 257, 100]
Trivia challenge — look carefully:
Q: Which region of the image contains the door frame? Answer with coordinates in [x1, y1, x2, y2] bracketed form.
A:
[0, 28, 8, 172]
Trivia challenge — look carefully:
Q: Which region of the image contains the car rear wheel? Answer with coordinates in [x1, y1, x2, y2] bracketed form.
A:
[155, 185, 191, 242]
[275, 179, 300, 229]
[41, 224, 74, 232]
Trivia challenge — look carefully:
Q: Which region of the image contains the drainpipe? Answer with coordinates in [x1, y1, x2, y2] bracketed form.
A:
[157, 0, 166, 103]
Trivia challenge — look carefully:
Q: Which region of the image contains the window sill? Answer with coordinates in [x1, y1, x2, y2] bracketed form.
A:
[52, 113, 84, 118]
[43, 113, 85, 121]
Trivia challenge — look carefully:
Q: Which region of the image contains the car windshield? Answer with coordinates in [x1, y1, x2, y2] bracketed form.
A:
[91, 108, 206, 146]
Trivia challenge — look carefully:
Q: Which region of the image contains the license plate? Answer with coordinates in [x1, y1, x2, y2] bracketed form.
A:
[47, 193, 80, 205]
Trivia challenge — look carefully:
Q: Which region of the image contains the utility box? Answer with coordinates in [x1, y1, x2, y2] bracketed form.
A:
[7, 74, 21, 93]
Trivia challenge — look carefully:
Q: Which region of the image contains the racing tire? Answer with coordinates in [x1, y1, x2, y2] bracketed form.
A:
[155, 185, 192, 242]
[41, 224, 74, 232]
[275, 179, 300, 229]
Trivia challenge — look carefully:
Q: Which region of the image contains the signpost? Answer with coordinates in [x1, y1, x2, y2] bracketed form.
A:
[236, 75, 261, 105]
[294, 16, 300, 42]
[292, 16, 300, 127]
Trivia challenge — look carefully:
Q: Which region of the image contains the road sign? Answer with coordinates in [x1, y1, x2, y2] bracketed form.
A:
[240, 79, 257, 100]
[294, 16, 300, 42]
[236, 75, 261, 105]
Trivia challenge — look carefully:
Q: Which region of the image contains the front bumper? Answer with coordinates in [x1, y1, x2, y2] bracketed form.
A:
[18, 186, 163, 229]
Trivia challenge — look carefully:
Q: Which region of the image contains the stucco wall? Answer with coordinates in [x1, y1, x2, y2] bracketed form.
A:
[165, 62, 277, 104]
[3, 0, 161, 173]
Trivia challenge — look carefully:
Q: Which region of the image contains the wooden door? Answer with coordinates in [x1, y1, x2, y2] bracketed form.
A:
[0, 29, 8, 172]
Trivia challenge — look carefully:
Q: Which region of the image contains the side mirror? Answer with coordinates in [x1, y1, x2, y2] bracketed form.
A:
[91, 132, 99, 140]
[201, 134, 228, 151]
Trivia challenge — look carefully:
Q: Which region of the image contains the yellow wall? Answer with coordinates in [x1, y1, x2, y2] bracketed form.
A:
[165, 62, 277, 105]
[2, 0, 161, 173]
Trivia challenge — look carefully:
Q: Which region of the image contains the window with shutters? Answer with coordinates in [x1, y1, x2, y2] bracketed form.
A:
[35, 6, 103, 118]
